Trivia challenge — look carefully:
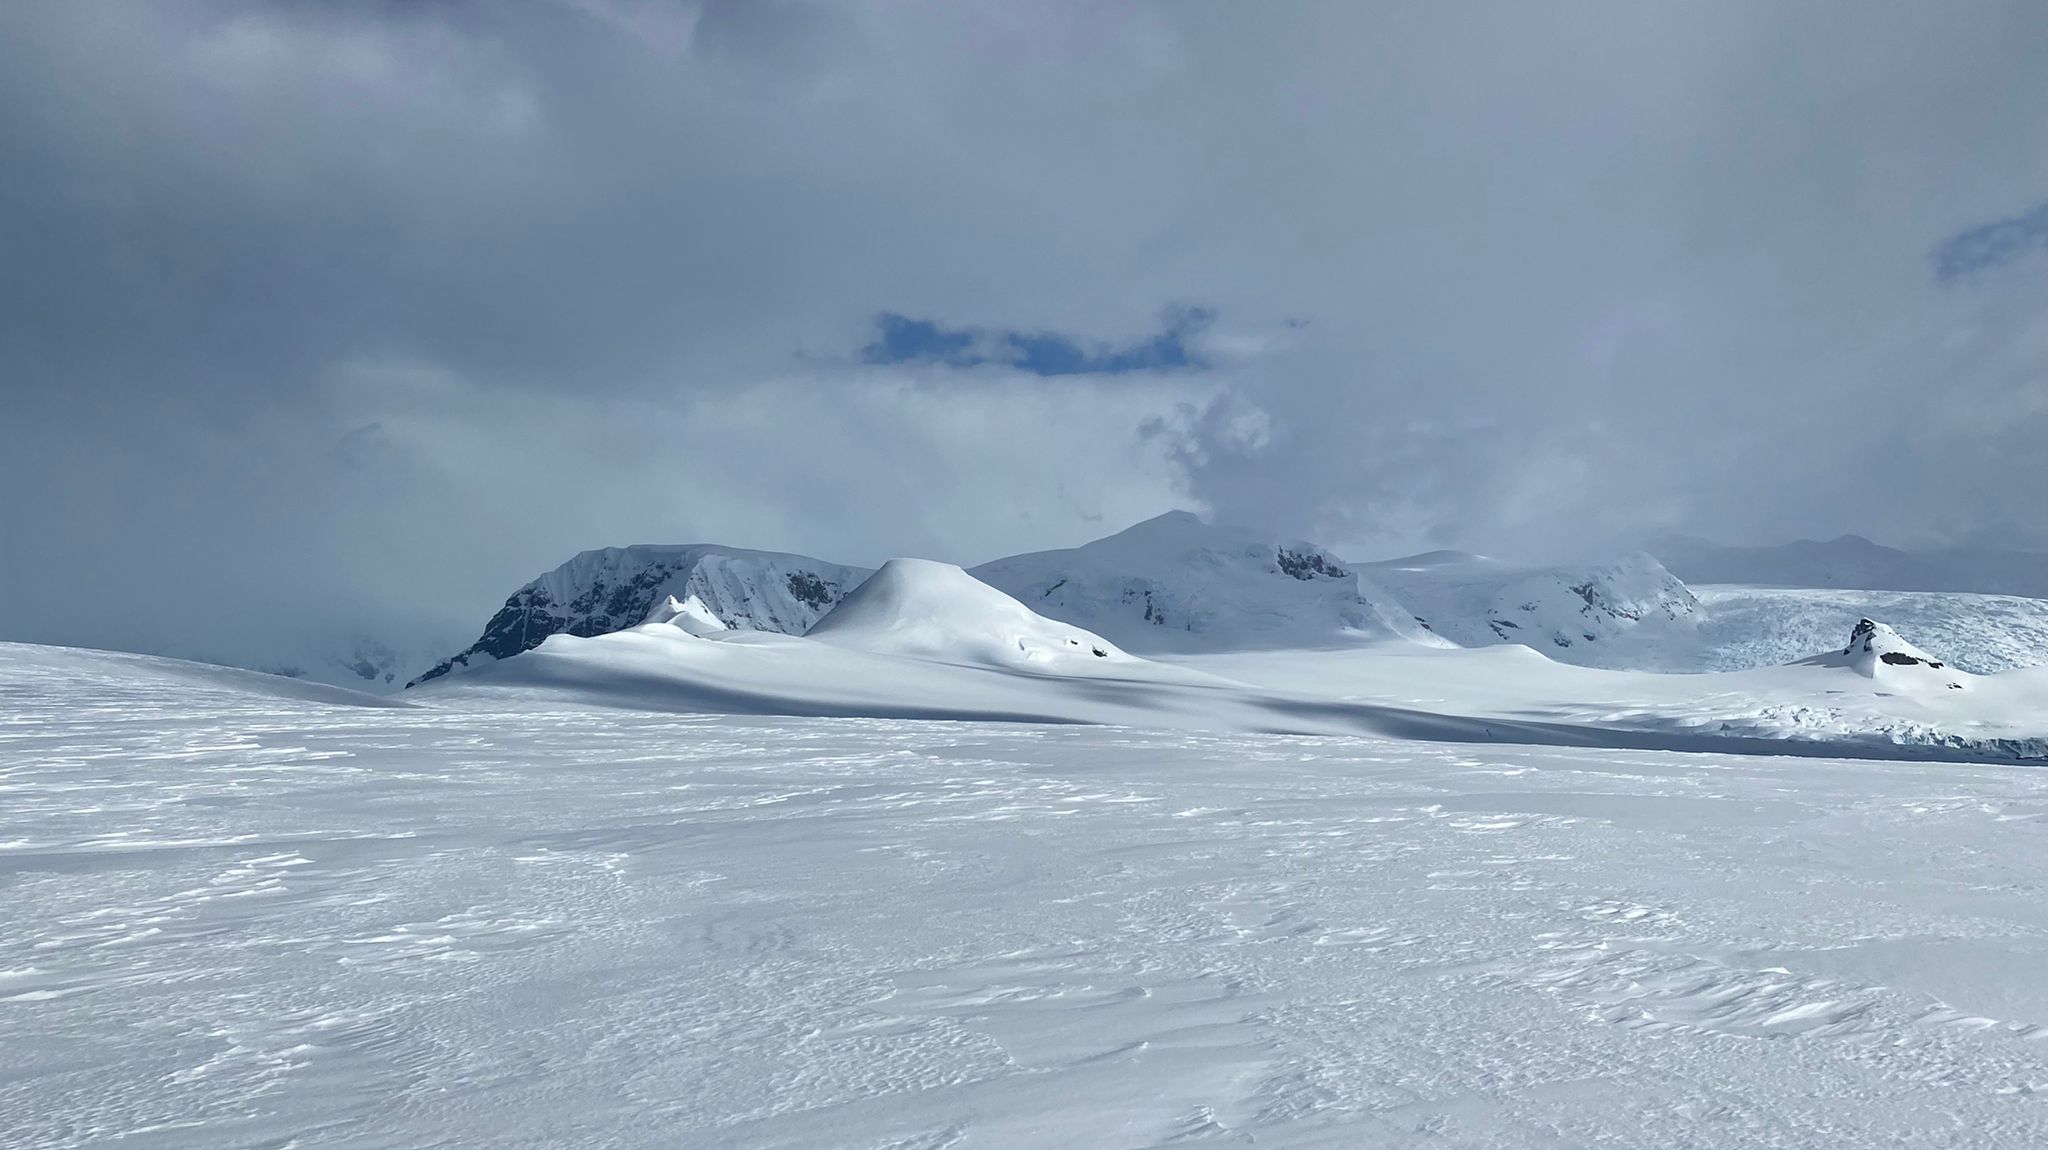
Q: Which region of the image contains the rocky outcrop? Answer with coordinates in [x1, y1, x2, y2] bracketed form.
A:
[1796, 618, 1966, 689]
[409, 545, 870, 686]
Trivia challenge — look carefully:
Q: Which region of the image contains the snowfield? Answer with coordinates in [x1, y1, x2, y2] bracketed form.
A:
[7, 641, 2048, 1147]
[409, 560, 2048, 764]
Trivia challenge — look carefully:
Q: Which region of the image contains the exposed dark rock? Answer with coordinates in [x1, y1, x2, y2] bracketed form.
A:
[785, 571, 836, 609]
[1277, 548, 1350, 581]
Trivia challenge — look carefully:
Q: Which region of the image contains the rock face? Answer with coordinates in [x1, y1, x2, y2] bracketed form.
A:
[408, 546, 870, 686]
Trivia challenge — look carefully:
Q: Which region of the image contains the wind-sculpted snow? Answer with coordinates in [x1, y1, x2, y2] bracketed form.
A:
[10, 643, 2048, 1147]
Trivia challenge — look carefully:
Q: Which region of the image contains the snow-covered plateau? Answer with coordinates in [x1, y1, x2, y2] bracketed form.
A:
[9, 516, 2048, 1147]
[8, 634, 2048, 1148]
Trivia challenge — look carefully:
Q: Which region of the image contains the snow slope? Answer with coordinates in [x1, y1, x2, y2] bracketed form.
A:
[12, 640, 2048, 1147]
[1362, 550, 1700, 666]
[410, 544, 870, 686]
[1169, 629, 2048, 762]
[412, 565, 1249, 728]
[808, 558, 1133, 670]
[970, 511, 1442, 652]
[0, 641, 413, 710]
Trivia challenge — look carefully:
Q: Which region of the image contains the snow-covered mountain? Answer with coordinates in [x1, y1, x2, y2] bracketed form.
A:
[808, 558, 1133, 670]
[1800, 618, 1965, 688]
[410, 512, 2048, 690]
[409, 545, 871, 686]
[1361, 550, 1700, 665]
[968, 511, 1443, 652]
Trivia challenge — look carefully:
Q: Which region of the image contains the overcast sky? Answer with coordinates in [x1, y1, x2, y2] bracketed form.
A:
[6, 1, 2048, 659]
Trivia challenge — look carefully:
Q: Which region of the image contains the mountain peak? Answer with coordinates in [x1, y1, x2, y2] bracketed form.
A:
[807, 558, 1125, 669]
[409, 545, 869, 686]
[1800, 617, 1966, 688]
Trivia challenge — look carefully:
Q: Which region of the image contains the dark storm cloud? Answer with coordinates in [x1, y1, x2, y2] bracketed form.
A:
[4, 0, 2048, 663]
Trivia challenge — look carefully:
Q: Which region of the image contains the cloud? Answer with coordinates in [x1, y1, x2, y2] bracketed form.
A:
[5, 0, 2048, 662]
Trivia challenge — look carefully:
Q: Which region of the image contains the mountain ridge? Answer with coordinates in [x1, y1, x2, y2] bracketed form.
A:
[413, 513, 1767, 686]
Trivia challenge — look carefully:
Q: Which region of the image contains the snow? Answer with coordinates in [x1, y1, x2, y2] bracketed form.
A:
[1689, 584, 2048, 674]
[642, 592, 729, 636]
[9, 639, 2048, 1147]
[1362, 550, 1700, 664]
[970, 511, 1442, 652]
[132, 514, 2048, 695]
[407, 560, 2048, 762]
[1807, 617, 1963, 682]
[410, 544, 869, 685]
[1170, 641, 2048, 762]
[807, 558, 1134, 670]
[14, 516, 2048, 1144]
[403, 514, 2048, 694]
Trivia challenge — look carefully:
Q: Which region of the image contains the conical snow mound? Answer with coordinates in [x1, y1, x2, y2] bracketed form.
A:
[807, 558, 1128, 670]
[1845, 618, 1941, 664]
[1797, 618, 1967, 689]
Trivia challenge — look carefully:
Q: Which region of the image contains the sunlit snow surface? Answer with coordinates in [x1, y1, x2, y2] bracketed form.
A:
[8, 645, 2048, 1147]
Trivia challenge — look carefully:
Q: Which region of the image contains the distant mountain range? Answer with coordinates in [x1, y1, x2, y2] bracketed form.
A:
[1649, 534, 2048, 599]
[409, 512, 1727, 687]
[115, 517, 2042, 695]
